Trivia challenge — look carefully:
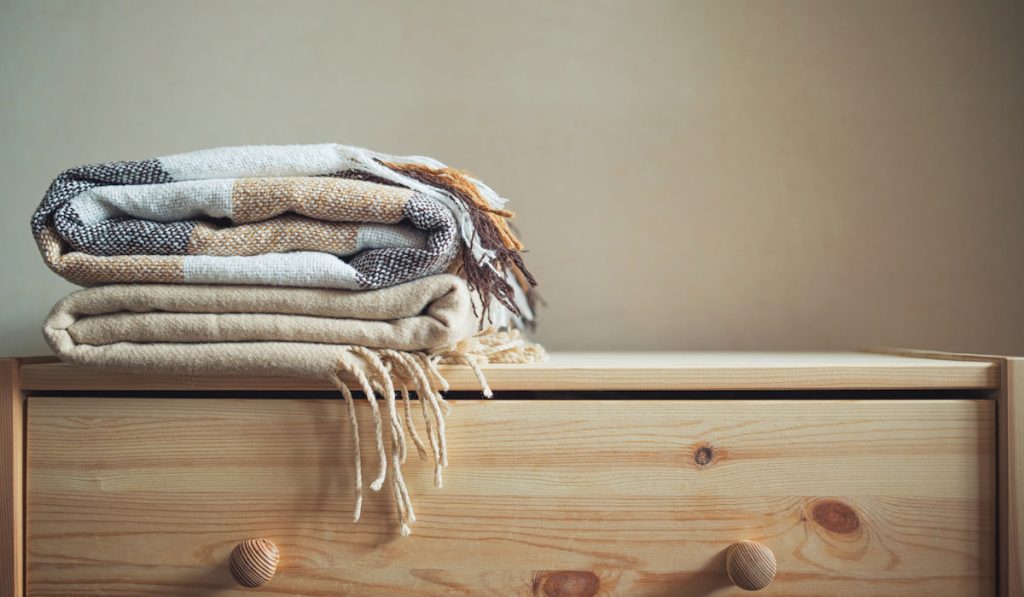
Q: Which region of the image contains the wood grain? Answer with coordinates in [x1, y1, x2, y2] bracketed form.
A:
[0, 359, 23, 597]
[1005, 357, 1023, 597]
[26, 397, 996, 596]
[18, 351, 999, 392]
[868, 347, 1022, 596]
[229, 538, 280, 588]
[726, 540, 776, 591]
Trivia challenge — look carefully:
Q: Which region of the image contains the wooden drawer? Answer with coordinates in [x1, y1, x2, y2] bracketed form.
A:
[26, 397, 995, 596]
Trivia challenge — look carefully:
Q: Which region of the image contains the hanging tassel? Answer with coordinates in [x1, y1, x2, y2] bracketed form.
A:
[459, 354, 493, 398]
[328, 373, 363, 523]
[419, 352, 450, 393]
[399, 383, 429, 461]
[383, 350, 447, 487]
[337, 358, 387, 492]
[328, 341, 513, 535]
[351, 347, 407, 465]
[434, 327, 548, 398]
[350, 347, 415, 535]
[401, 352, 449, 469]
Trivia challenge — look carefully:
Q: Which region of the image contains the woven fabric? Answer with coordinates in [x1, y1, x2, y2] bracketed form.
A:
[32, 144, 535, 323]
[34, 145, 546, 537]
[42, 273, 495, 536]
[43, 274, 478, 379]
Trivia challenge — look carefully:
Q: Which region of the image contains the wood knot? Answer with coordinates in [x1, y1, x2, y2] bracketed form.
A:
[694, 444, 715, 467]
[811, 499, 860, 534]
[533, 571, 600, 597]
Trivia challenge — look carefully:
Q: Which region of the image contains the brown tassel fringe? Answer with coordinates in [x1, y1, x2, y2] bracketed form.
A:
[379, 160, 537, 322]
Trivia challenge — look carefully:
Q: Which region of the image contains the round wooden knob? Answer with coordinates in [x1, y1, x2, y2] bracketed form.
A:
[229, 538, 279, 588]
[726, 540, 776, 591]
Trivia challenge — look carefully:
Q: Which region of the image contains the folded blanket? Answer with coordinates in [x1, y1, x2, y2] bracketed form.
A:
[32, 144, 536, 324]
[34, 144, 546, 536]
[42, 274, 548, 535]
[44, 274, 477, 376]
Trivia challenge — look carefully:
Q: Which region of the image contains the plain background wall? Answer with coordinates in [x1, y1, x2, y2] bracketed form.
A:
[1, 0, 1022, 356]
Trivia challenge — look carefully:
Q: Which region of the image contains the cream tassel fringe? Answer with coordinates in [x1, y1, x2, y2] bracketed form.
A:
[435, 327, 547, 397]
[331, 328, 546, 535]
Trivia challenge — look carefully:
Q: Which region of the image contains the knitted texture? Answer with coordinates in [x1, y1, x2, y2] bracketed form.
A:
[32, 144, 536, 324]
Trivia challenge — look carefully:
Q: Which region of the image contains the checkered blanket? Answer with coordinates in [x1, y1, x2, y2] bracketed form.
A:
[32, 144, 535, 323]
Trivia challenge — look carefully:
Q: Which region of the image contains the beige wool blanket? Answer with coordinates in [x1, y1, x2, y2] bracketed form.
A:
[42, 274, 546, 535]
[44, 274, 477, 377]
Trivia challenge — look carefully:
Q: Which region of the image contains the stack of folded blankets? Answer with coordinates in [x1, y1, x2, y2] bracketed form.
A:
[31, 144, 544, 535]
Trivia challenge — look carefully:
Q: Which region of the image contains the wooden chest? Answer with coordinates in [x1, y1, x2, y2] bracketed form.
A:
[2, 350, 1021, 596]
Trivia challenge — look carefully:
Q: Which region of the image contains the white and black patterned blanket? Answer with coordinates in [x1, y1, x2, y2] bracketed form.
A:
[32, 144, 535, 322]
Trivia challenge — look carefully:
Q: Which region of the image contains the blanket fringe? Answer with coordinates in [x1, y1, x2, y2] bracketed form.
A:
[328, 328, 545, 535]
[327, 373, 364, 523]
[435, 327, 548, 398]
[380, 161, 537, 323]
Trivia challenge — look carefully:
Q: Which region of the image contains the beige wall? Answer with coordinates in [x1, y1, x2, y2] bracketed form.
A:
[1, 0, 1021, 356]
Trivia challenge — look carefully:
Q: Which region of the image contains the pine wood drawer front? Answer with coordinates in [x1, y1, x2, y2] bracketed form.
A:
[26, 397, 995, 596]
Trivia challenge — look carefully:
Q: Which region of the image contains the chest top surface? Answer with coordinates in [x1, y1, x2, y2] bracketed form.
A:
[16, 351, 1000, 393]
